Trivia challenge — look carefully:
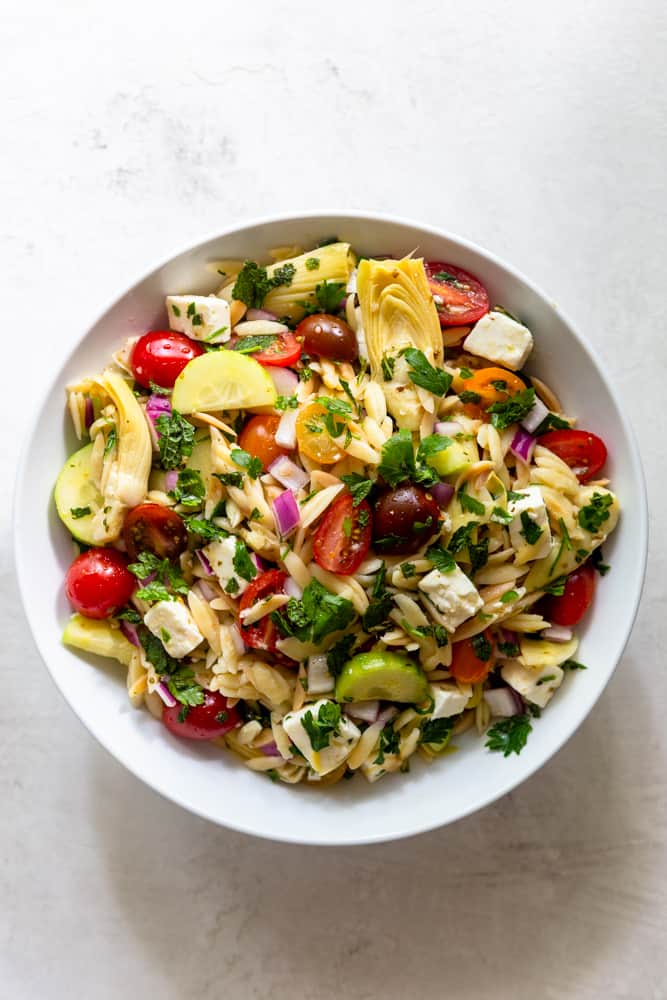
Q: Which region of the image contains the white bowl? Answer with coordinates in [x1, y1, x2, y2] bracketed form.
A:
[14, 212, 647, 845]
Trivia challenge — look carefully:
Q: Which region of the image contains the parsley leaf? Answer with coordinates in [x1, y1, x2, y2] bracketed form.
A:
[167, 666, 205, 708]
[459, 486, 485, 515]
[578, 492, 613, 533]
[340, 473, 373, 507]
[459, 390, 482, 405]
[426, 544, 456, 573]
[497, 640, 520, 657]
[104, 427, 117, 457]
[485, 714, 532, 756]
[591, 548, 610, 576]
[155, 411, 195, 470]
[419, 716, 455, 747]
[139, 630, 179, 675]
[381, 355, 396, 381]
[214, 471, 244, 489]
[232, 334, 278, 355]
[361, 564, 394, 632]
[534, 411, 571, 435]
[327, 634, 356, 678]
[168, 468, 205, 510]
[469, 537, 489, 573]
[70, 506, 91, 519]
[275, 394, 298, 411]
[183, 516, 228, 541]
[272, 262, 297, 287]
[232, 539, 257, 583]
[520, 511, 543, 545]
[500, 589, 519, 604]
[305, 257, 320, 271]
[232, 261, 274, 309]
[314, 279, 346, 312]
[542, 576, 567, 596]
[300, 701, 341, 751]
[135, 580, 172, 602]
[562, 659, 588, 671]
[128, 551, 189, 601]
[378, 430, 416, 486]
[471, 633, 493, 661]
[373, 723, 400, 765]
[448, 521, 480, 555]
[487, 387, 536, 430]
[314, 396, 352, 438]
[271, 580, 355, 645]
[231, 447, 263, 480]
[403, 348, 452, 396]
[491, 506, 512, 525]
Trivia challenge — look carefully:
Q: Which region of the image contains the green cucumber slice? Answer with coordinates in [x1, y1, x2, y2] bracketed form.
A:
[335, 652, 429, 703]
[54, 443, 103, 544]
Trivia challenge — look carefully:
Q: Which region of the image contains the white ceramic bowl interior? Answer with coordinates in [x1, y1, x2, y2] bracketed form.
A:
[14, 213, 647, 845]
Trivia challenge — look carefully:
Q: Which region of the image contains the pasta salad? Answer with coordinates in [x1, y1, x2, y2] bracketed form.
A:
[57, 240, 619, 785]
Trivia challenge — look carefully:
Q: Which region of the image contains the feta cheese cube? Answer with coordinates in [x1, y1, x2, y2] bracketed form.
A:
[429, 682, 472, 719]
[501, 660, 564, 708]
[307, 654, 335, 695]
[507, 485, 552, 564]
[282, 699, 360, 775]
[463, 311, 534, 371]
[166, 294, 231, 344]
[143, 600, 203, 659]
[203, 536, 250, 596]
[418, 564, 483, 632]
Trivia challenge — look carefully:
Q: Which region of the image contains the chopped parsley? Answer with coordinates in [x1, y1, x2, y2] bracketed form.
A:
[534, 411, 571, 435]
[471, 633, 493, 661]
[448, 521, 480, 555]
[491, 506, 512, 525]
[298, 366, 313, 382]
[214, 471, 244, 489]
[419, 716, 455, 747]
[232, 334, 278, 355]
[500, 589, 519, 604]
[148, 380, 171, 397]
[167, 665, 205, 709]
[326, 634, 356, 678]
[485, 714, 532, 756]
[232, 539, 257, 583]
[381, 355, 396, 381]
[139, 630, 180, 676]
[400, 562, 416, 578]
[459, 390, 482, 405]
[155, 411, 195, 470]
[591, 548, 610, 576]
[458, 367, 473, 380]
[231, 447, 263, 480]
[314, 396, 352, 438]
[487, 387, 536, 430]
[578, 492, 613, 533]
[361, 563, 393, 632]
[70, 506, 91, 519]
[103, 427, 117, 457]
[300, 701, 341, 751]
[271, 579, 355, 646]
[275, 394, 298, 411]
[182, 516, 228, 541]
[373, 723, 400, 764]
[426, 544, 456, 573]
[562, 659, 587, 671]
[469, 537, 489, 573]
[305, 257, 320, 270]
[299, 279, 347, 315]
[116, 607, 141, 623]
[232, 260, 296, 309]
[548, 517, 573, 575]
[168, 468, 205, 510]
[378, 430, 438, 488]
[403, 347, 452, 396]
[497, 640, 520, 658]
[128, 551, 189, 602]
[507, 490, 527, 502]
[340, 473, 373, 507]
[520, 511, 543, 545]
[459, 486, 485, 516]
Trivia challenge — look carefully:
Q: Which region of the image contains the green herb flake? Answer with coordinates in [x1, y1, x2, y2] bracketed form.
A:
[459, 487, 485, 516]
[520, 511, 543, 546]
[275, 394, 299, 412]
[471, 633, 493, 661]
[403, 347, 452, 396]
[485, 714, 532, 757]
[271, 579, 355, 646]
[155, 411, 195, 470]
[419, 716, 455, 748]
[168, 468, 205, 510]
[70, 506, 91, 519]
[578, 492, 613, 533]
[591, 548, 610, 576]
[104, 427, 117, 457]
[381, 355, 396, 381]
[426, 544, 456, 573]
[305, 257, 320, 271]
[340, 472, 373, 507]
[231, 447, 263, 480]
[300, 701, 341, 751]
[232, 539, 257, 583]
[500, 589, 519, 604]
[562, 659, 588, 671]
[487, 387, 536, 430]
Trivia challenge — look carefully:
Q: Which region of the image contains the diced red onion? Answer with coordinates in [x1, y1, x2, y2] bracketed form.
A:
[246, 308, 279, 322]
[251, 552, 266, 573]
[284, 577, 302, 599]
[377, 705, 399, 725]
[510, 427, 537, 463]
[434, 420, 463, 437]
[195, 549, 214, 576]
[344, 701, 380, 724]
[541, 624, 573, 642]
[269, 366, 299, 397]
[520, 395, 550, 434]
[145, 394, 172, 449]
[155, 681, 177, 708]
[483, 687, 523, 717]
[431, 482, 455, 508]
[268, 455, 309, 492]
[498, 628, 519, 649]
[260, 740, 280, 756]
[119, 620, 141, 647]
[193, 579, 218, 602]
[84, 397, 94, 430]
[275, 408, 298, 450]
[272, 490, 300, 538]
[165, 470, 179, 491]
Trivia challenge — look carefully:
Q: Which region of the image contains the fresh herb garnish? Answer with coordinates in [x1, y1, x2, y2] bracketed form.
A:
[271, 580, 355, 645]
[232, 260, 296, 309]
[459, 390, 482, 405]
[70, 506, 91, 519]
[381, 355, 396, 381]
[591, 548, 610, 576]
[361, 564, 393, 632]
[471, 633, 493, 661]
[578, 492, 613, 533]
[275, 394, 299, 412]
[300, 701, 341, 751]
[128, 551, 189, 601]
[534, 412, 571, 435]
[167, 665, 205, 709]
[326, 634, 356, 678]
[305, 257, 320, 271]
[168, 468, 205, 510]
[340, 473, 373, 507]
[400, 562, 416, 578]
[487, 387, 536, 430]
[373, 723, 400, 764]
[448, 521, 480, 555]
[139, 630, 180, 675]
[548, 517, 573, 575]
[155, 411, 195, 470]
[543, 576, 567, 596]
[299, 279, 347, 315]
[469, 537, 489, 573]
[214, 471, 244, 489]
[182, 516, 228, 541]
[426, 544, 456, 573]
[104, 427, 117, 457]
[314, 396, 352, 438]
[148, 380, 171, 397]
[520, 511, 543, 546]
[403, 348, 452, 396]
[507, 490, 527, 502]
[562, 659, 588, 671]
[459, 486, 485, 515]
[378, 430, 439, 488]
[231, 447, 263, 480]
[232, 539, 257, 583]
[419, 716, 455, 747]
[491, 506, 512, 525]
[232, 334, 278, 355]
[485, 714, 532, 756]
[497, 641, 520, 657]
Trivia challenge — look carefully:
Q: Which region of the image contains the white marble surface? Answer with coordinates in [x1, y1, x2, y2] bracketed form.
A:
[2, 2, 666, 997]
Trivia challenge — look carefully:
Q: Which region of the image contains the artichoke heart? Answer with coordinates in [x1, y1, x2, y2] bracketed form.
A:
[357, 257, 443, 430]
[90, 369, 152, 543]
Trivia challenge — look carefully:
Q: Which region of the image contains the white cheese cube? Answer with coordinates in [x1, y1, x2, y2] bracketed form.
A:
[501, 660, 564, 708]
[418, 564, 483, 632]
[307, 654, 335, 695]
[429, 682, 472, 719]
[463, 311, 534, 371]
[143, 600, 203, 659]
[166, 294, 231, 344]
[507, 486, 552, 564]
[203, 536, 250, 596]
[282, 699, 360, 775]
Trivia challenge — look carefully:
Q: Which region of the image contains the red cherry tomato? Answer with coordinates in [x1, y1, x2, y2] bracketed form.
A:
[238, 414, 290, 471]
[424, 262, 490, 327]
[313, 493, 372, 575]
[131, 330, 203, 389]
[65, 548, 136, 619]
[449, 630, 496, 684]
[239, 569, 288, 652]
[162, 690, 241, 741]
[539, 429, 607, 483]
[541, 563, 596, 627]
[249, 330, 301, 367]
[123, 503, 188, 561]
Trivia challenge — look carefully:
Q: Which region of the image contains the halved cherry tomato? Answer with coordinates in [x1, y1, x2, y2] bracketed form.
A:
[131, 331, 203, 389]
[297, 313, 358, 362]
[239, 414, 290, 471]
[449, 630, 496, 684]
[123, 503, 188, 561]
[162, 690, 241, 741]
[539, 429, 607, 483]
[65, 548, 136, 619]
[313, 493, 372, 575]
[251, 330, 301, 367]
[296, 401, 345, 465]
[456, 367, 527, 409]
[541, 563, 596, 627]
[239, 569, 287, 652]
[424, 262, 490, 328]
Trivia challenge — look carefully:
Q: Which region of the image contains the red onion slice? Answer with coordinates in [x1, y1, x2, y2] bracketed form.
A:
[510, 427, 537, 463]
[541, 624, 573, 642]
[246, 308, 280, 322]
[119, 620, 141, 647]
[272, 490, 300, 538]
[275, 408, 298, 450]
[268, 455, 309, 492]
[155, 681, 177, 708]
[84, 397, 94, 430]
[269, 366, 299, 397]
[430, 482, 455, 508]
[483, 687, 523, 717]
[195, 549, 214, 576]
[165, 470, 179, 492]
[260, 740, 280, 756]
[521, 395, 550, 434]
[344, 701, 380, 724]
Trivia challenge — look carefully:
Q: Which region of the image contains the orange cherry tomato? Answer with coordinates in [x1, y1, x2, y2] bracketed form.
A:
[449, 630, 496, 684]
[457, 367, 527, 409]
[295, 402, 345, 465]
[238, 414, 290, 471]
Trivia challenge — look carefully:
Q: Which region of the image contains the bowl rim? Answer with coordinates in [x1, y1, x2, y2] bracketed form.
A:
[13, 209, 649, 845]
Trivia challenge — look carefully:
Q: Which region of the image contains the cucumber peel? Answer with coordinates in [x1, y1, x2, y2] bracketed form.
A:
[335, 651, 429, 704]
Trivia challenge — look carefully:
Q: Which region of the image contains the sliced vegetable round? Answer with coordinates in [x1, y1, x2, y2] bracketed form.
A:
[297, 313, 358, 362]
[54, 442, 103, 545]
[335, 651, 429, 703]
[424, 261, 489, 327]
[131, 331, 204, 389]
[239, 414, 290, 471]
[162, 690, 241, 741]
[123, 503, 188, 561]
[65, 548, 136, 619]
[313, 493, 372, 575]
[373, 485, 440, 555]
[239, 569, 287, 652]
[539, 429, 607, 483]
[251, 330, 301, 367]
[449, 631, 496, 684]
[541, 563, 596, 626]
[295, 401, 345, 465]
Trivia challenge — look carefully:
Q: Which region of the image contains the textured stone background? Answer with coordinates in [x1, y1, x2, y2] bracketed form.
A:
[2, 2, 666, 997]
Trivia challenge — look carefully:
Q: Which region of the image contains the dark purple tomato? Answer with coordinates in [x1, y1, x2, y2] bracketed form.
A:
[296, 313, 358, 362]
[372, 485, 441, 555]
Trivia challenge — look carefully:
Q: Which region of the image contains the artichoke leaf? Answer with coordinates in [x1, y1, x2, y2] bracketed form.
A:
[357, 258, 443, 430]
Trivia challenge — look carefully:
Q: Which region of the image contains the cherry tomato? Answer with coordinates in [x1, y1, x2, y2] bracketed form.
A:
[313, 494, 372, 575]
[162, 690, 241, 741]
[239, 569, 288, 652]
[296, 401, 345, 465]
[297, 313, 358, 362]
[539, 429, 608, 483]
[449, 630, 496, 684]
[251, 330, 301, 367]
[373, 485, 440, 555]
[131, 331, 203, 389]
[424, 262, 490, 327]
[65, 548, 136, 619]
[238, 414, 289, 471]
[541, 563, 596, 627]
[455, 367, 527, 409]
[123, 503, 188, 561]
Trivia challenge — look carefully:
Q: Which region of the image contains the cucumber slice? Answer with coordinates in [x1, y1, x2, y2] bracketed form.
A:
[171, 350, 277, 414]
[335, 652, 429, 704]
[149, 434, 213, 493]
[425, 438, 477, 478]
[62, 614, 135, 666]
[54, 443, 103, 544]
